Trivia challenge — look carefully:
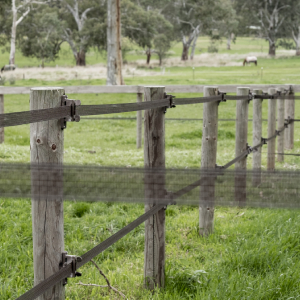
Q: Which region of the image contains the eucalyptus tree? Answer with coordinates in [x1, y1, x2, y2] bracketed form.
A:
[121, 0, 174, 64]
[170, 0, 229, 60]
[235, 0, 290, 56]
[8, 0, 48, 65]
[285, 0, 300, 55]
[18, 7, 62, 67]
[58, 0, 106, 66]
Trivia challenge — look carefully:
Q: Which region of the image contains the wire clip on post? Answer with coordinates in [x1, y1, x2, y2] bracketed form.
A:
[246, 143, 253, 156]
[248, 91, 253, 103]
[284, 116, 292, 128]
[61, 94, 81, 129]
[275, 130, 280, 136]
[218, 91, 227, 105]
[60, 251, 82, 286]
[261, 137, 268, 145]
[163, 93, 176, 114]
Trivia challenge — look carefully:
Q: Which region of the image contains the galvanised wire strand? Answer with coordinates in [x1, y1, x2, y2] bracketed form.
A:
[0, 92, 298, 128]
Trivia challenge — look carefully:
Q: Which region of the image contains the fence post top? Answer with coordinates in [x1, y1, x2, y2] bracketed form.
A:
[30, 87, 64, 91]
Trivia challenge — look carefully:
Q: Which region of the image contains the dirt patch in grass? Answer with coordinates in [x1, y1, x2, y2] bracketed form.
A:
[1, 50, 296, 82]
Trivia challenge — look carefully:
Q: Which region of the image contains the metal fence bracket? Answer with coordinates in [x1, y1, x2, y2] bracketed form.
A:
[164, 93, 176, 114]
[218, 91, 227, 105]
[61, 94, 81, 129]
[60, 251, 82, 285]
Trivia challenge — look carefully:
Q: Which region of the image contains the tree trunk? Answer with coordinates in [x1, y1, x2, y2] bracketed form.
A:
[295, 37, 300, 56]
[181, 44, 189, 61]
[227, 34, 231, 50]
[190, 29, 199, 60]
[9, 0, 17, 65]
[159, 55, 162, 66]
[75, 51, 86, 66]
[268, 41, 276, 56]
[146, 48, 151, 64]
[107, 0, 124, 85]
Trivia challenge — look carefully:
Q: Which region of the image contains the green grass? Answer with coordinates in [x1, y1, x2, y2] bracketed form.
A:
[1, 37, 300, 299]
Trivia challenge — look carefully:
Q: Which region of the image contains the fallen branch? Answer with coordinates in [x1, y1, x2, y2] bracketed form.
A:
[76, 259, 127, 299]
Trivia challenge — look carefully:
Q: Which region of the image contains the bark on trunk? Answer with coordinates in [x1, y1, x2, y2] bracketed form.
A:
[146, 48, 151, 64]
[227, 34, 231, 50]
[268, 41, 276, 56]
[9, 0, 17, 65]
[181, 44, 189, 61]
[75, 51, 86, 66]
[190, 34, 198, 60]
[107, 0, 124, 85]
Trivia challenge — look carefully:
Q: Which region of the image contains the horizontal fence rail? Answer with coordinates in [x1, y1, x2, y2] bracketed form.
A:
[1, 84, 300, 94]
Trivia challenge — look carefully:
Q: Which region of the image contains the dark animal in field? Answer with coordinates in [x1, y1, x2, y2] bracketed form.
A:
[243, 56, 257, 66]
[1, 64, 16, 73]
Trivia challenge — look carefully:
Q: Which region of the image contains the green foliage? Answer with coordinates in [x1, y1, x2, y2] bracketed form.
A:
[19, 8, 62, 66]
[72, 202, 90, 218]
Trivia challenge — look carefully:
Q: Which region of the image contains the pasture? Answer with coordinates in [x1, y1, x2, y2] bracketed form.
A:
[1, 37, 300, 299]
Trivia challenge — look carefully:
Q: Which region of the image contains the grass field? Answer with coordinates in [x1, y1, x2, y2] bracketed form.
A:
[1, 37, 300, 299]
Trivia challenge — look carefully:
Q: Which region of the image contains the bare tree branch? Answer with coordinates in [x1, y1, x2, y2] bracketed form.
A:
[75, 259, 127, 299]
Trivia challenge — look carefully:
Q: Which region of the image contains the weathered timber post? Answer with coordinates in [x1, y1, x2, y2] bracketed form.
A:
[285, 85, 295, 150]
[136, 92, 143, 148]
[235, 87, 250, 204]
[144, 86, 165, 289]
[30, 87, 65, 300]
[199, 86, 218, 236]
[277, 87, 285, 162]
[0, 94, 3, 143]
[267, 88, 277, 171]
[252, 89, 263, 187]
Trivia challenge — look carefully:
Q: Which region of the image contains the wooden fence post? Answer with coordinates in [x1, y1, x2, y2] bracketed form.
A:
[144, 86, 165, 289]
[235, 87, 250, 204]
[136, 92, 143, 148]
[30, 87, 65, 300]
[0, 94, 3, 143]
[277, 87, 285, 162]
[252, 89, 263, 187]
[267, 88, 277, 171]
[285, 85, 295, 150]
[199, 86, 218, 236]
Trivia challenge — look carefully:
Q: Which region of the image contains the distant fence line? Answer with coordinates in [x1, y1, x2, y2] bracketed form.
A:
[0, 84, 300, 95]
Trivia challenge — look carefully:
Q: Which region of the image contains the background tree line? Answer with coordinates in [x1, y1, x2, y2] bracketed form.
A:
[0, 0, 300, 68]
